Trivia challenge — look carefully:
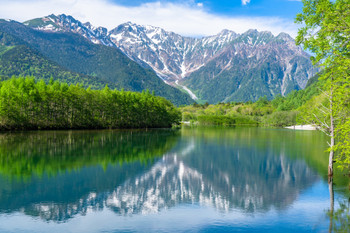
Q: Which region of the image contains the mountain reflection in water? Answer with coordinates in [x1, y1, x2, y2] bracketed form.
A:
[0, 126, 340, 230]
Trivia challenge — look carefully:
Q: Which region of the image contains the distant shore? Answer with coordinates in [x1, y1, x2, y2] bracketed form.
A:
[285, 125, 318, 130]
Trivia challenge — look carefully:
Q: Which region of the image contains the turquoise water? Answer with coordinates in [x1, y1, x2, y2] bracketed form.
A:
[0, 127, 348, 232]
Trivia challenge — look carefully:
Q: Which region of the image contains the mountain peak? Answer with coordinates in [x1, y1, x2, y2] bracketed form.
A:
[219, 29, 236, 35]
[120, 21, 136, 27]
[113, 22, 165, 33]
[24, 14, 114, 46]
[111, 21, 142, 34]
[83, 22, 92, 27]
[216, 29, 238, 40]
[276, 32, 293, 41]
[245, 29, 259, 35]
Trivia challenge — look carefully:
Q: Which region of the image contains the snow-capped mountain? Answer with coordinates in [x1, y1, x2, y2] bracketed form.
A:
[24, 14, 114, 46]
[109, 22, 238, 80]
[26, 15, 239, 81]
[25, 14, 317, 102]
[182, 30, 318, 102]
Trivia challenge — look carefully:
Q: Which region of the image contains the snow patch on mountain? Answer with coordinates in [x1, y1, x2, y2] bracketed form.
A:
[175, 80, 198, 100]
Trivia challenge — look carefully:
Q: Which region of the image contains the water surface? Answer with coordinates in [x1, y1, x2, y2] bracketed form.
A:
[0, 127, 349, 232]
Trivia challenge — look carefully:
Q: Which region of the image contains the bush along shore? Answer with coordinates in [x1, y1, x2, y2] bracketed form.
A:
[0, 76, 181, 130]
[180, 101, 298, 127]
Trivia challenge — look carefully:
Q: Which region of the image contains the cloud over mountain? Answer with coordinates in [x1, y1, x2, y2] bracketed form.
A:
[242, 0, 251, 6]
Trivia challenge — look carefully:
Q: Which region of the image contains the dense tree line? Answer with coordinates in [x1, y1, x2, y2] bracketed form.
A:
[0, 77, 181, 130]
[180, 100, 297, 127]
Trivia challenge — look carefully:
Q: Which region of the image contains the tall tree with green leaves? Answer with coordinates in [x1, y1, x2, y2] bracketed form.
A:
[295, 0, 350, 177]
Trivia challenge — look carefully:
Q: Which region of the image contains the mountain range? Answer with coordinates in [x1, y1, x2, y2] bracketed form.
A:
[0, 14, 318, 104]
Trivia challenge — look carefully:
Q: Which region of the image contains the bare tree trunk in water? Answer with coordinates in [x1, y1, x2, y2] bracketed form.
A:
[329, 85, 334, 177]
[329, 177, 334, 233]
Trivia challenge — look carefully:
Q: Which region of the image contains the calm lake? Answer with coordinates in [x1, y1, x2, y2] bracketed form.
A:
[0, 126, 349, 232]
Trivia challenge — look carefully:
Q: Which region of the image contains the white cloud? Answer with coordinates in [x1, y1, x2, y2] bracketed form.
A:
[242, 0, 251, 5]
[0, 0, 298, 37]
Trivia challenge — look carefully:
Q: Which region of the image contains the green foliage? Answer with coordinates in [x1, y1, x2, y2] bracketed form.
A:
[197, 115, 258, 126]
[296, 93, 329, 125]
[295, 0, 350, 65]
[0, 77, 181, 130]
[255, 96, 269, 108]
[271, 76, 324, 111]
[180, 100, 282, 127]
[336, 120, 350, 168]
[333, 58, 350, 169]
[262, 111, 299, 127]
[182, 112, 196, 121]
[0, 44, 14, 55]
[296, 0, 350, 170]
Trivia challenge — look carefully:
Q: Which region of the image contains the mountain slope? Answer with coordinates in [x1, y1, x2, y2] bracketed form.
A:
[0, 31, 106, 87]
[182, 31, 317, 103]
[0, 19, 193, 105]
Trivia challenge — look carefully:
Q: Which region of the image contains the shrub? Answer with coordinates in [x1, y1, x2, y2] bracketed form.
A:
[263, 111, 298, 127]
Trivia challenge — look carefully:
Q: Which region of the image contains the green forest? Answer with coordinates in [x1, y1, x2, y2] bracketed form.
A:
[0, 76, 181, 130]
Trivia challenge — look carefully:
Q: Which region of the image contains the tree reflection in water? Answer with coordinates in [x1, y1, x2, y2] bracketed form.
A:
[328, 177, 350, 233]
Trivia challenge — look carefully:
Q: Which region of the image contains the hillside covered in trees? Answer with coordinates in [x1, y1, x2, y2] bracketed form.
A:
[0, 31, 103, 87]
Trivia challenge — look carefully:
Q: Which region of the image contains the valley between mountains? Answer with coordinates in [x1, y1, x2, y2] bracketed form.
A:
[0, 14, 317, 104]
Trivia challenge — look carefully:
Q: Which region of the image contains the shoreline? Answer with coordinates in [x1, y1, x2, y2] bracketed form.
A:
[285, 125, 318, 130]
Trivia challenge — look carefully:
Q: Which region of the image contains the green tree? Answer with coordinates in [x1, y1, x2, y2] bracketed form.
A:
[256, 95, 269, 108]
[295, 0, 350, 176]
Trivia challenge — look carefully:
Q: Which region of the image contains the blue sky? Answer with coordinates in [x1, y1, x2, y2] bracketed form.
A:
[0, 0, 304, 37]
[110, 0, 303, 18]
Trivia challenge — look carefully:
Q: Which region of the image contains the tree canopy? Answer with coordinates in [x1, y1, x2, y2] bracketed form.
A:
[0, 76, 181, 130]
